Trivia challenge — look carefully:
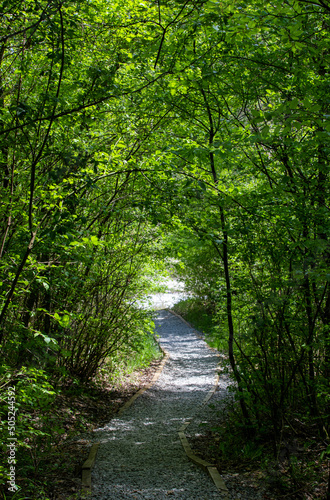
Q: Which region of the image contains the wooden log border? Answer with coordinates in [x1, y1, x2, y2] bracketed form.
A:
[168, 308, 230, 499]
[81, 442, 100, 497]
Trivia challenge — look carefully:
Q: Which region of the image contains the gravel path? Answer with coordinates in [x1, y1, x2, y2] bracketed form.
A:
[91, 309, 227, 499]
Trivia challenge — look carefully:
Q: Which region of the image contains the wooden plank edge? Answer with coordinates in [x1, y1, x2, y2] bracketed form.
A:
[81, 468, 91, 498]
[171, 309, 229, 492]
[166, 312, 230, 496]
[82, 442, 100, 470]
[201, 371, 221, 406]
[178, 428, 230, 497]
[178, 418, 192, 432]
[167, 309, 220, 354]
[178, 431, 212, 469]
[117, 348, 169, 417]
[207, 466, 230, 498]
[167, 308, 198, 331]
[81, 442, 100, 497]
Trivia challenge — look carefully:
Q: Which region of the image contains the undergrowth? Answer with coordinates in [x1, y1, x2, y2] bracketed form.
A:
[99, 333, 163, 386]
[172, 298, 215, 338]
[207, 404, 329, 499]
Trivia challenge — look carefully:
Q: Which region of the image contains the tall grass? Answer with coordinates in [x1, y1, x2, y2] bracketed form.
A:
[101, 333, 163, 386]
[172, 297, 227, 351]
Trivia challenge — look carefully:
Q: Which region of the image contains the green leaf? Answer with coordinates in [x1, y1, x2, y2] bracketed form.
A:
[90, 235, 99, 245]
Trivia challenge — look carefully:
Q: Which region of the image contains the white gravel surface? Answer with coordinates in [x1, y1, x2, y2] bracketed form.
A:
[91, 309, 226, 499]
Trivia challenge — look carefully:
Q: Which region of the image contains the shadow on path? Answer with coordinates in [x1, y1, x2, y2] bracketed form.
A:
[91, 310, 225, 499]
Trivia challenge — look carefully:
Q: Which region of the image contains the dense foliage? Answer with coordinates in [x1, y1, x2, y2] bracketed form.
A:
[1, 0, 330, 497]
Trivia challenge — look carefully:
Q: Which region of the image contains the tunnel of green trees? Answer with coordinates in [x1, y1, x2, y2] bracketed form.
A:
[1, 0, 330, 496]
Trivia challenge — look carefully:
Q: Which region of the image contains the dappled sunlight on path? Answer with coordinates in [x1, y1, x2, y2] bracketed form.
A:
[91, 310, 225, 499]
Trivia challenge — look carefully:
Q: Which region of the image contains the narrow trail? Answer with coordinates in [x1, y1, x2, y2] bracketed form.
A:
[91, 309, 228, 499]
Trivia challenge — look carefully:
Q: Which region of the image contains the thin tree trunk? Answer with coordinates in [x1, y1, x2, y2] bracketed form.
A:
[219, 204, 252, 428]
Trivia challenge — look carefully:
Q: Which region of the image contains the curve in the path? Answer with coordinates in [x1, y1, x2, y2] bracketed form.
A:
[91, 309, 226, 499]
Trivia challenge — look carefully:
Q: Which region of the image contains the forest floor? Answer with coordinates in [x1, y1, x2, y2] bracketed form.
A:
[189, 418, 328, 500]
